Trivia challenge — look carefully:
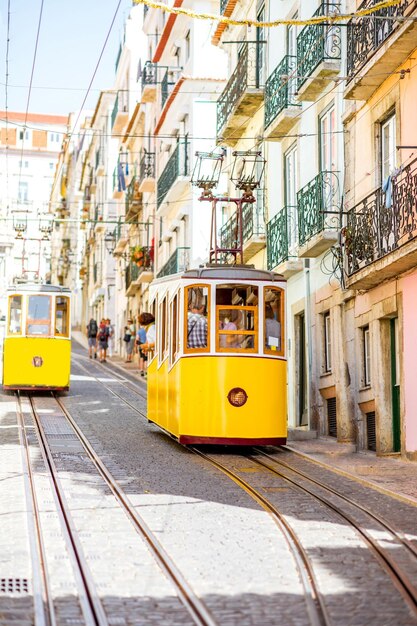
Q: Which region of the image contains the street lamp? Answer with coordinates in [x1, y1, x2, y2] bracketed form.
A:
[104, 231, 116, 255]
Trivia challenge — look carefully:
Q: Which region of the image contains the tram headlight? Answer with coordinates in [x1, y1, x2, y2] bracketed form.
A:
[227, 387, 248, 407]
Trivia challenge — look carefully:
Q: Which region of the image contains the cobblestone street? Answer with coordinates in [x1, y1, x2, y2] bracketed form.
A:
[1, 339, 417, 625]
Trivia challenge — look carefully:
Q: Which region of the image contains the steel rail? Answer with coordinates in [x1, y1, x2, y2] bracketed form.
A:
[72, 351, 147, 400]
[15, 392, 52, 626]
[27, 395, 105, 626]
[255, 448, 417, 558]
[189, 448, 331, 626]
[250, 453, 417, 617]
[52, 393, 218, 626]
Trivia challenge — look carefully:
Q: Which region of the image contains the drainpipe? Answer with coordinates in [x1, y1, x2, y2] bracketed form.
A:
[304, 258, 313, 430]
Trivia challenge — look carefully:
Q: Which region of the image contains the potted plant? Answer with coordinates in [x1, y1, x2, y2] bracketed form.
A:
[131, 245, 148, 266]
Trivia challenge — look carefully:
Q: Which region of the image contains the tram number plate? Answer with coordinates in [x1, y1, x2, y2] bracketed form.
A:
[32, 356, 44, 367]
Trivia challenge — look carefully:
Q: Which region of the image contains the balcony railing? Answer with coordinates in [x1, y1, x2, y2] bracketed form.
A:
[111, 92, 128, 130]
[297, 3, 341, 91]
[265, 55, 300, 130]
[217, 42, 264, 137]
[157, 140, 190, 209]
[125, 262, 140, 291]
[161, 70, 175, 108]
[298, 171, 341, 246]
[139, 151, 155, 183]
[220, 202, 265, 250]
[142, 60, 158, 86]
[267, 207, 300, 270]
[347, 0, 411, 79]
[125, 177, 142, 222]
[345, 157, 417, 276]
[157, 247, 190, 278]
[220, 0, 228, 13]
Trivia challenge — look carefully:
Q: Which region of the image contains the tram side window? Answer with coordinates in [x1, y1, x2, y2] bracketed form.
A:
[8, 296, 22, 335]
[158, 297, 168, 361]
[264, 288, 284, 355]
[216, 285, 258, 352]
[170, 294, 179, 365]
[27, 295, 51, 336]
[55, 297, 69, 336]
[185, 285, 209, 351]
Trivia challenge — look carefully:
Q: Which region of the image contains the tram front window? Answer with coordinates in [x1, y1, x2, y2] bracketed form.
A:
[27, 295, 51, 336]
[55, 296, 69, 336]
[8, 295, 22, 335]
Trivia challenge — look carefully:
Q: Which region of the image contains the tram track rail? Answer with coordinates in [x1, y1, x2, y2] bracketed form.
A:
[51, 392, 218, 626]
[249, 450, 417, 618]
[71, 355, 332, 625]
[72, 351, 417, 622]
[17, 391, 103, 626]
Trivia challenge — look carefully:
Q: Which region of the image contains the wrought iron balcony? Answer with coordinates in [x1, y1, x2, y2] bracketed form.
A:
[157, 140, 190, 209]
[139, 151, 156, 192]
[111, 92, 129, 134]
[141, 61, 158, 102]
[264, 55, 301, 139]
[219, 202, 265, 263]
[125, 176, 142, 222]
[217, 42, 265, 145]
[344, 157, 417, 285]
[297, 3, 341, 100]
[346, 0, 415, 99]
[161, 70, 175, 108]
[220, 0, 228, 13]
[267, 208, 290, 270]
[297, 171, 341, 255]
[125, 262, 140, 293]
[157, 247, 190, 278]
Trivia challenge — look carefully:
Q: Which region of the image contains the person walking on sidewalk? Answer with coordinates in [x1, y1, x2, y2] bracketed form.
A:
[87, 318, 98, 359]
[125, 317, 136, 363]
[136, 321, 147, 377]
[97, 320, 109, 363]
[106, 318, 114, 357]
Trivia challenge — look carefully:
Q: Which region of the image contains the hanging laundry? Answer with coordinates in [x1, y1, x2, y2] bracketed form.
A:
[118, 161, 126, 192]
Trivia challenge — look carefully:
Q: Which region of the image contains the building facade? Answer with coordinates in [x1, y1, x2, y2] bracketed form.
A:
[0, 111, 68, 313]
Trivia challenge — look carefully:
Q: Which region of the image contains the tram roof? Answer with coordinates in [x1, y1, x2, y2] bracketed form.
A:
[6, 283, 71, 294]
[181, 265, 285, 282]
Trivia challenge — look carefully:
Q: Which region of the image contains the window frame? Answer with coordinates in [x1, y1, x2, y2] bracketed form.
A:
[216, 305, 258, 354]
[8, 295, 23, 336]
[54, 296, 70, 338]
[263, 287, 285, 357]
[184, 284, 211, 354]
[324, 311, 332, 373]
[26, 294, 52, 337]
[158, 296, 168, 364]
[381, 112, 396, 183]
[169, 292, 180, 367]
[363, 325, 371, 387]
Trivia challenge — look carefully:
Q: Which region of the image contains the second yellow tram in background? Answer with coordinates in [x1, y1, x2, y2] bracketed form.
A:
[3, 284, 71, 391]
[147, 266, 287, 445]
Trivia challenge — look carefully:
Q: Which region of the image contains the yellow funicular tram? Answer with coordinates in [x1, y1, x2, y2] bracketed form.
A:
[147, 150, 287, 445]
[147, 266, 287, 445]
[3, 284, 71, 391]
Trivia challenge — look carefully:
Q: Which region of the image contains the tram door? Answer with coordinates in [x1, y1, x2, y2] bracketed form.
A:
[296, 312, 308, 426]
[391, 318, 401, 452]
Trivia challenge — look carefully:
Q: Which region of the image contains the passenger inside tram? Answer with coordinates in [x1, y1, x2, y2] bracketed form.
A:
[264, 289, 282, 352]
[187, 287, 208, 349]
[217, 285, 257, 351]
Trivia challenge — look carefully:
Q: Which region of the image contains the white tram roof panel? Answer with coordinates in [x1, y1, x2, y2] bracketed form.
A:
[182, 265, 285, 282]
[6, 284, 71, 294]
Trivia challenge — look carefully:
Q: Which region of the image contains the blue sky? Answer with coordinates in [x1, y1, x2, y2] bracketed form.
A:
[0, 0, 132, 116]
